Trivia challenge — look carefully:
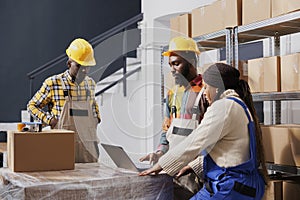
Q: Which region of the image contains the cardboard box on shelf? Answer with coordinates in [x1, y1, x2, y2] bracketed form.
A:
[8, 129, 75, 172]
[280, 53, 300, 92]
[269, 125, 295, 166]
[170, 13, 191, 38]
[261, 125, 300, 166]
[248, 56, 280, 93]
[192, 3, 222, 37]
[192, 0, 241, 37]
[223, 0, 242, 28]
[272, 0, 300, 17]
[243, 0, 271, 25]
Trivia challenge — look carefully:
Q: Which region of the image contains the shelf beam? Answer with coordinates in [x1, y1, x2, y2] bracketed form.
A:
[252, 92, 300, 101]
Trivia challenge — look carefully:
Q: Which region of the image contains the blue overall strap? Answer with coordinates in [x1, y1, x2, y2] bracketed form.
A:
[227, 97, 252, 122]
[226, 97, 257, 168]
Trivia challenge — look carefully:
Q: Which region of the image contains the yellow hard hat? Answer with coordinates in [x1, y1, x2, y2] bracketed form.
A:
[162, 36, 200, 56]
[66, 38, 96, 66]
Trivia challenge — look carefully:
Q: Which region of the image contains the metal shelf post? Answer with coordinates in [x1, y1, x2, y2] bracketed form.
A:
[225, 28, 234, 66]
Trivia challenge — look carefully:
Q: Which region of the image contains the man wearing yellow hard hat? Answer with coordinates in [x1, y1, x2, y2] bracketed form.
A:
[140, 36, 208, 199]
[27, 38, 101, 163]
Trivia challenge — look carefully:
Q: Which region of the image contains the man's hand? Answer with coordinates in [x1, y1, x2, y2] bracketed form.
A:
[176, 165, 193, 179]
[139, 151, 164, 165]
[138, 163, 163, 176]
[49, 117, 58, 129]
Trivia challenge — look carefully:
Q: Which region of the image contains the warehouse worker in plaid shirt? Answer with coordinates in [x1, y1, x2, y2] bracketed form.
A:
[27, 38, 101, 163]
[140, 36, 208, 200]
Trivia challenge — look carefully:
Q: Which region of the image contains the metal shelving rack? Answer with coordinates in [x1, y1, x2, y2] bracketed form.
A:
[193, 10, 300, 176]
[235, 11, 300, 176]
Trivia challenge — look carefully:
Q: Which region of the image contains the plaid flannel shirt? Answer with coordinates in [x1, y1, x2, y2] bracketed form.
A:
[27, 70, 101, 125]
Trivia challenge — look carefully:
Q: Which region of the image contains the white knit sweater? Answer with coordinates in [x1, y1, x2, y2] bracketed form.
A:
[158, 90, 251, 176]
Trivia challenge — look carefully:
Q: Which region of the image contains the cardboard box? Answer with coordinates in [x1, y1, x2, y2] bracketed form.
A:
[272, 0, 300, 17]
[280, 53, 300, 92]
[243, 0, 271, 25]
[170, 13, 191, 38]
[192, 0, 241, 37]
[248, 56, 280, 93]
[192, 3, 222, 37]
[261, 125, 300, 166]
[223, 0, 242, 28]
[8, 129, 75, 172]
[270, 125, 295, 166]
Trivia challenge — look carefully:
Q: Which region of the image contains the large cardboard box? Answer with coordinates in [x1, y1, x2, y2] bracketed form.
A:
[248, 56, 280, 93]
[243, 0, 271, 25]
[261, 125, 300, 166]
[192, 0, 241, 37]
[8, 129, 75, 172]
[272, 0, 300, 17]
[280, 53, 300, 92]
[170, 13, 191, 38]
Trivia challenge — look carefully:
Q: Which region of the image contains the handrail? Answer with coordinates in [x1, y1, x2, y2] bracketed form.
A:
[95, 66, 141, 96]
[27, 13, 143, 79]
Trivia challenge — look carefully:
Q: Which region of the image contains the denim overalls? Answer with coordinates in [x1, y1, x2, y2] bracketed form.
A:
[191, 97, 265, 200]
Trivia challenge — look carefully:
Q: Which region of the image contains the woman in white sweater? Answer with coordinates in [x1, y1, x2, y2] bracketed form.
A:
[140, 63, 268, 200]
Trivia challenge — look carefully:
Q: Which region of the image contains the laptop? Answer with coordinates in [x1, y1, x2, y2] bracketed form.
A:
[101, 143, 152, 172]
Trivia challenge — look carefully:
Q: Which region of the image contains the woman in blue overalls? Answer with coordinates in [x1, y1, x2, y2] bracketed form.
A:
[139, 63, 268, 200]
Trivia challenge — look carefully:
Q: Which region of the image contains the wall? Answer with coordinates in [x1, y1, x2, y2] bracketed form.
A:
[0, 0, 140, 122]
